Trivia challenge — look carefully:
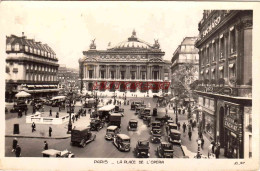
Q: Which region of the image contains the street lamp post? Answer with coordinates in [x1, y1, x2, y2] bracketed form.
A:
[175, 95, 179, 124]
[196, 139, 202, 159]
[67, 87, 73, 134]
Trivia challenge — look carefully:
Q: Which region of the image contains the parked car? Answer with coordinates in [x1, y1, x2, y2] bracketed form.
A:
[11, 101, 27, 113]
[131, 101, 142, 110]
[71, 127, 96, 147]
[168, 129, 181, 144]
[127, 119, 138, 131]
[156, 142, 174, 158]
[134, 140, 150, 158]
[150, 133, 162, 144]
[90, 118, 104, 131]
[151, 121, 161, 134]
[41, 149, 75, 158]
[113, 134, 131, 152]
[105, 125, 120, 140]
[109, 113, 122, 128]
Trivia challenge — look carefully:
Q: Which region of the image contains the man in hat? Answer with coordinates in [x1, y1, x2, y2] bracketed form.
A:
[12, 138, 18, 152]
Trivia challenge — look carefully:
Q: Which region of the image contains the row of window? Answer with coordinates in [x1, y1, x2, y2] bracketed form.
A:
[200, 26, 236, 66]
[97, 65, 156, 69]
[6, 44, 56, 59]
[201, 63, 236, 80]
[25, 73, 57, 82]
[26, 64, 57, 73]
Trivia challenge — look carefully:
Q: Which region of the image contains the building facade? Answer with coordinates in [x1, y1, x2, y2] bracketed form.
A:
[171, 37, 199, 97]
[79, 30, 170, 96]
[5, 33, 59, 100]
[57, 64, 79, 92]
[195, 10, 252, 158]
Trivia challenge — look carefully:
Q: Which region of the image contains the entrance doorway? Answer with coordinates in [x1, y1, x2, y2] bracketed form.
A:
[219, 107, 225, 147]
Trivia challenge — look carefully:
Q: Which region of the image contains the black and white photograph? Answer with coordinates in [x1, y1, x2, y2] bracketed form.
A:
[0, 1, 259, 171]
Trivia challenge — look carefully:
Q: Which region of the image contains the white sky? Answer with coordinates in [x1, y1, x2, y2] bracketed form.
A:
[1, 2, 204, 69]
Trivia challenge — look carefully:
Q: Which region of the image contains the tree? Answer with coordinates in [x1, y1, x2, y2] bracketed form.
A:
[172, 63, 199, 99]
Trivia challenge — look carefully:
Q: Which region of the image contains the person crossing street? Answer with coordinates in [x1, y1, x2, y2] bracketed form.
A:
[182, 122, 186, 133]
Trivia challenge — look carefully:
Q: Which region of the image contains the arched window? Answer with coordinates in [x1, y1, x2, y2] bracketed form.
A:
[6, 43, 11, 51]
[25, 46, 29, 52]
[15, 43, 20, 51]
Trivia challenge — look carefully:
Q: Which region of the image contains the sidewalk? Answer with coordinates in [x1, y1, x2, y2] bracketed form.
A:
[5, 112, 91, 139]
[165, 107, 226, 158]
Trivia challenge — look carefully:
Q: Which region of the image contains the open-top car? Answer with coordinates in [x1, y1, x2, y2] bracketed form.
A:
[113, 134, 131, 152]
[90, 118, 104, 131]
[150, 133, 162, 144]
[156, 142, 174, 158]
[127, 119, 138, 131]
[168, 129, 181, 144]
[71, 127, 96, 147]
[134, 140, 150, 158]
[105, 125, 120, 140]
[42, 149, 75, 158]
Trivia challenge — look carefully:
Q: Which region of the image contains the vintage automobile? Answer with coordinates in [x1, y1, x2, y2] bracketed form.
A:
[150, 133, 162, 144]
[109, 113, 122, 128]
[71, 127, 96, 147]
[152, 108, 157, 116]
[41, 149, 75, 158]
[156, 142, 174, 158]
[143, 108, 151, 121]
[155, 115, 172, 126]
[114, 105, 124, 114]
[105, 125, 120, 140]
[10, 101, 28, 113]
[151, 121, 162, 132]
[131, 101, 142, 110]
[134, 140, 150, 158]
[127, 119, 138, 131]
[166, 119, 174, 125]
[90, 118, 104, 131]
[168, 129, 181, 144]
[113, 134, 131, 152]
[135, 106, 141, 115]
[98, 104, 115, 122]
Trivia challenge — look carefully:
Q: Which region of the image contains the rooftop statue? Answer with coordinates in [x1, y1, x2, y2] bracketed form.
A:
[153, 39, 160, 49]
[90, 38, 96, 49]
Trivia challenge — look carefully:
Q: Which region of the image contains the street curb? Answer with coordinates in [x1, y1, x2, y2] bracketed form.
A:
[5, 135, 71, 139]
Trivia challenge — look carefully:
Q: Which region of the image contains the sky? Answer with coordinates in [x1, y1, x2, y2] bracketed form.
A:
[0, 2, 204, 69]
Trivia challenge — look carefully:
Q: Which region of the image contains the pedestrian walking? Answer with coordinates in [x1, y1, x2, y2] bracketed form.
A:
[56, 112, 59, 118]
[178, 108, 181, 115]
[58, 105, 61, 112]
[211, 141, 216, 153]
[165, 125, 169, 136]
[44, 141, 48, 150]
[49, 127, 52, 137]
[12, 138, 18, 152]
[15, 144, 21, 157]
[72, 115, 75, 123]
[31, 122, 36, 132]
[201, 137, 204, 149]
[215, 144, 220, 158]
[177, 122, 181, 130]
[49, 108, 52, 116]
[188, 131, 192, 141]
[182, 122, 186, 133]
[165, 108, 168, 115]
[33, 106, 36, 114]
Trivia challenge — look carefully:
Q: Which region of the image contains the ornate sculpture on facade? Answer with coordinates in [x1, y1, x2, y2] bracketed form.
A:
[153, 39, 160, 49]
[90, 39, 96, 49]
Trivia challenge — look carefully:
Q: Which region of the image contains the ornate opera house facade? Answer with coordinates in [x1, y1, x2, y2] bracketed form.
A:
[79, 30, 170, 96]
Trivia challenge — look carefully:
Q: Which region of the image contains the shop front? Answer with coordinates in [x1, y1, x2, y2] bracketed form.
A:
[222, 103, 243, 158]
[203, 111, 215, 140]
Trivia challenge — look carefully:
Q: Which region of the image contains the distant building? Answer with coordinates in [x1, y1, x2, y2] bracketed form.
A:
[57, 65, 79, 92]
[170, 37, 199, 97]
[195, 10, 252, 158]
[5, 33, 59, 100]
[79, 30, 170, 96]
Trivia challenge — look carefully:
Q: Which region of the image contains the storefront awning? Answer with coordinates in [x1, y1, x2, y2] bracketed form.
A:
[35, 85, 43, 88]
[27, 85, 35, 88]
[229, 63, 235, 68]
[43, 85, 49, 88]
[219, 66, 224, 71]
